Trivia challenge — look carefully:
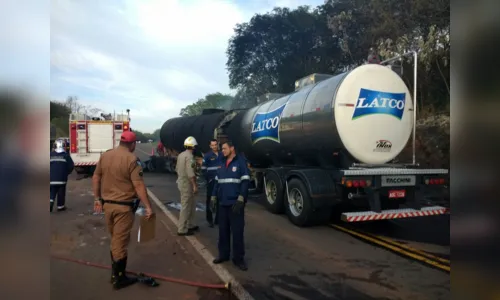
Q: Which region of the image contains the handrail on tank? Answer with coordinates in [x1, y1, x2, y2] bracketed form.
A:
[352, 51, 419, 169]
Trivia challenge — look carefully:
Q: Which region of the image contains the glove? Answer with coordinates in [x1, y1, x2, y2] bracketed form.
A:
[232, 195, 245, 214]
[210, 196, 217, 213]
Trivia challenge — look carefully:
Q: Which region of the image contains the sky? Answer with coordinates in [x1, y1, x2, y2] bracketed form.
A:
[48, 0, 326, 133]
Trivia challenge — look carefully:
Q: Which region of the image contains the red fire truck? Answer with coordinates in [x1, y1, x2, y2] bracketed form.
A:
[69, 110, 131, 175]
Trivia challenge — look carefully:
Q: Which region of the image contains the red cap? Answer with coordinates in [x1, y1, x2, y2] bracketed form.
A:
[120, 131, 137, 143]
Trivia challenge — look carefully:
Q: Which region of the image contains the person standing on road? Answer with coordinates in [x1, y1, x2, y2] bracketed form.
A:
[175, 136, 199, 236]
[210, 141, 250, 271]
[50, 139, 74, 212]
[201, 139, 223, 228]
[92, 131, 154, 290]
[157, 141, 165, 156]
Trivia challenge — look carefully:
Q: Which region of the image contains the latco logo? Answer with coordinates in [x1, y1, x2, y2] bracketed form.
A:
[374, 140, 392, 152]
[352, 88, 406, 120]
[251, 103, 288, 144]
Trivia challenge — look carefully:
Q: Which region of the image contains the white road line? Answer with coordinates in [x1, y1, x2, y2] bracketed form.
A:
[146, 188, 255, 300]
[136, 147, 152, 157]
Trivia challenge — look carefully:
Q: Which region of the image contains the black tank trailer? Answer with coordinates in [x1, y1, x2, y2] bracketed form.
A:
[160, 109, 227, 154]
[151, 109, 229, 174]
[157, 56, 449, 227]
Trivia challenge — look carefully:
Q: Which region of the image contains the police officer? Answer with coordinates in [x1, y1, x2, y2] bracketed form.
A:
[92, 131, 154, 290]
[201, 139, 223, 227]
[176, 136, 199, 236]
[210, 141, 250, 271]
[50, 139, 75, 212]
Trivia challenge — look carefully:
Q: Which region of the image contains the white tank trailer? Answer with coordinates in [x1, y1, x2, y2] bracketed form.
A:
[159, 52, 449, 226]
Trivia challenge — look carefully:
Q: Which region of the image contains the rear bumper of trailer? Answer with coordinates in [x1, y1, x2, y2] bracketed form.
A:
[341, 206, 449, 222]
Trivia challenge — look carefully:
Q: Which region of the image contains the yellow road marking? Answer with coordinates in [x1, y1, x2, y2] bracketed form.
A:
[369, 233, 450, 265]
[330, 224, 450, 272]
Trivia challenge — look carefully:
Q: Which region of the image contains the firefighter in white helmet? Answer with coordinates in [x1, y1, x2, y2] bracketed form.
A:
[175, 136, 199, 236]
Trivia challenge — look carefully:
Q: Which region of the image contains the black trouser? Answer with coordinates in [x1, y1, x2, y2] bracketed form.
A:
[206, 180, 219, 224]
[218, 204, 245, 262]
[50, 184, 67, 209]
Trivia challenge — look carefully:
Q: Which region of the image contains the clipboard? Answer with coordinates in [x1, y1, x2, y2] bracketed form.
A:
[137, 213, 156, 243]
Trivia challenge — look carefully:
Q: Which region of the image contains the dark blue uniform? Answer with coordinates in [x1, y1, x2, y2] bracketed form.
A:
[50, 151, 74, 211]
[212, 155, 250, 264]
[201, 151, 223, 225]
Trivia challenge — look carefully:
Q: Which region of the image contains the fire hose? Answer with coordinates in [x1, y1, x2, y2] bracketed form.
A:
[51, 254, 230, 290]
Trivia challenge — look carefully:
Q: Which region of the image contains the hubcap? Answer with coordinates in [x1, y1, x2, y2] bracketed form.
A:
[288, 188, 303, 217]
[266, 180, 277, 204]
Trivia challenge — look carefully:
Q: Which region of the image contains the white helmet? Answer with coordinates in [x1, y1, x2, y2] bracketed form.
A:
[54, 140, 65, 153]
[184, 136, 198, 148]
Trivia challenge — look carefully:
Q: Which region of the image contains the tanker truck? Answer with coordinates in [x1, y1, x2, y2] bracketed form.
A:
[158, 52, 449, 227]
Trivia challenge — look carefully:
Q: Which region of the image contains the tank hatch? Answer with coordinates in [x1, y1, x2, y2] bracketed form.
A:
[257, 93, 286, 104]
[294, 73, 333, 91]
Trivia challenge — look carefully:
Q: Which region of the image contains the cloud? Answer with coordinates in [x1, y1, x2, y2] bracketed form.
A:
[50, 0, 325, 132]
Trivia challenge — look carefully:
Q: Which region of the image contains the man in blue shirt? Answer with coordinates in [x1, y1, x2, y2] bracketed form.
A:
[210, 141, 250, 271]
[201, 139, 223, 228]
[50, 140, 75, 212]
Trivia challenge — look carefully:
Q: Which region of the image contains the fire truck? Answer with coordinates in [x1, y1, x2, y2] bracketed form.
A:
[69, 109, 131, 175]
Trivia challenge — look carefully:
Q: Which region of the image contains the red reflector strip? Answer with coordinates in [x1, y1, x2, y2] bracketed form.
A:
[338, 103, 354, 107]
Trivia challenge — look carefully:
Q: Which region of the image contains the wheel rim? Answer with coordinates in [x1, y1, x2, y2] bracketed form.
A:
[266, 180, 277, 204]
[288, 188, 304, 217]
[148, 160, 155, 171]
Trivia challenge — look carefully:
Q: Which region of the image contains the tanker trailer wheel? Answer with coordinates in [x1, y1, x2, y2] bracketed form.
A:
[147, 159, 156, 172]
[263, 171, 285, 214]
[285, 178, 330, 227]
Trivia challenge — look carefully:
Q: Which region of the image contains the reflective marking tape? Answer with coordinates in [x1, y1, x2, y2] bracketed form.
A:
[74, 162, 98, 166]
[50, 158, 66, 162]
[341, 206, 449, 222]
[218, 178, 241, 184]
[342, 168, 448, 176]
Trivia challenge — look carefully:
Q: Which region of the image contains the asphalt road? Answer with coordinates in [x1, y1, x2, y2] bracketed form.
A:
[135, 143, 450, 300]
[50, 173, 232, 300]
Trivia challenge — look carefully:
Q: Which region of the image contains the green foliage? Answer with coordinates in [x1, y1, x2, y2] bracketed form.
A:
[324, 0, 450, 110]
[50, 96, 160, 140]
[132, 130, 160, 143]
[50, 101, 71, 138]
[179, 92, 234, 117]
[226, 6, 342, 104]
[219, 0, 450, 112]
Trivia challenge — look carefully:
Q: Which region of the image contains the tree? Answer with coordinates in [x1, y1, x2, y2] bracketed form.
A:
[179, 92, 234, 117]
[50, 97, 105, 138]
[226, 6, 342, 105]
[324, 0, 450, 110]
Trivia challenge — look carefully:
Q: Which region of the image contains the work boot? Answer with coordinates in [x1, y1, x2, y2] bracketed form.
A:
[232, 259, 248, 271]
[212, 257, 229, 264]
[188, 225, 199, 232]
[110, 252, 116, 284]
[112, 257, 137, 290]
[177, 231, 194, 236]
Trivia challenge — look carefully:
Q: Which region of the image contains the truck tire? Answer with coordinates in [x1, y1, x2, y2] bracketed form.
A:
[147, 159, 156, 172]
[263, 170, 285, 214]
[285, 178, 330, 227]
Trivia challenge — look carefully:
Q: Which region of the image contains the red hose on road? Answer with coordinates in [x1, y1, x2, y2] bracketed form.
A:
[51, 254, 230, 290]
